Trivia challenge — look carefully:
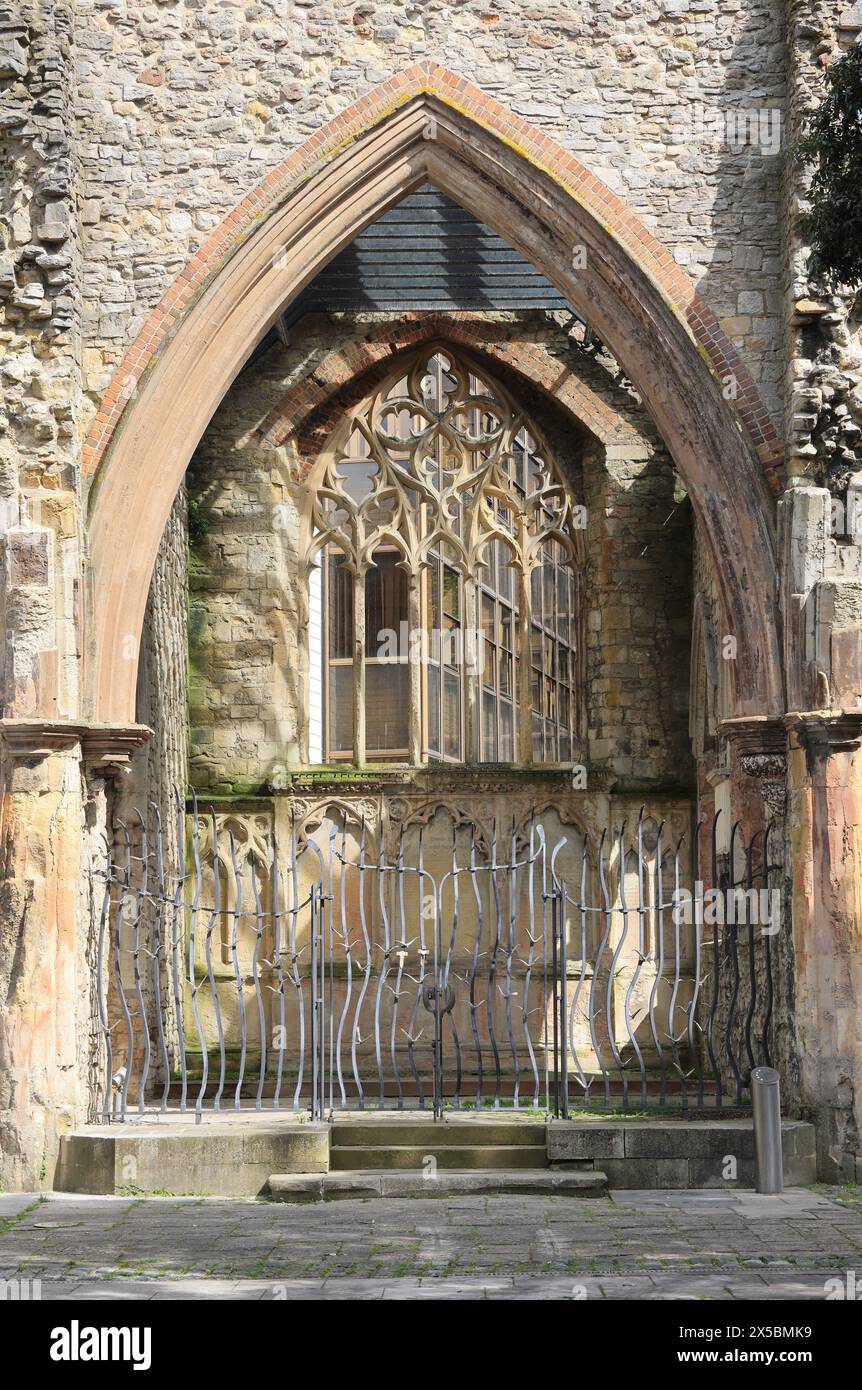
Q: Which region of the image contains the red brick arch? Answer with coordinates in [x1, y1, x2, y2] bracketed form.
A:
[84, 62, 784, 725]
[255, 313, 649, 463]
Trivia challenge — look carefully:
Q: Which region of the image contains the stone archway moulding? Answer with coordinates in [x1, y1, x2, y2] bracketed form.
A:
[84, 62, 784, 726]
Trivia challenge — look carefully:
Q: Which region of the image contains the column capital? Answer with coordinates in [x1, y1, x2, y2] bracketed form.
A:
[784, 710, 862, 752]
[719, 714, 787, 761]
[0, 719, 152, 775]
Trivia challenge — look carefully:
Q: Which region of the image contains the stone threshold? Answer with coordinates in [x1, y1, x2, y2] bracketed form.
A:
[266, 1169, 608, 1202]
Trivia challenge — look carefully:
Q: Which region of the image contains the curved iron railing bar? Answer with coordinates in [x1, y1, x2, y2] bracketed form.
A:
[762, 818, 776, 1069]
[667, 833, 687, 1111]
[688, 815, 706, 1108]
[207, 808, 227, 1112]
[556, 877, 569, 1117]
[327, 826, 336, 1113]
[724, 819, 744, 1106]
[95, 847, 114, 1121]
[305, 835, 327, 1119]
[743, 830, 761, 1079]
[405, 824, 427, 1110]
[706, 810, 723, 1106]
[411, 859, 440, 1112]
[604, 820, 629, 1105]
[132, 810, 151, 1114]
[647, 820, 668, 1107]
[351, 817, 372, 1108]
[89, 879, 314, 922]
[522, 820, 542, 1108]
[374, 836, 391, 1108]
[441, 821, 463, 1107]
[430, 837, 443, 1119]
[487, 821, 503, 1109]
[331, 840, 547, 878]
[550, 836, 591, 1111]
[250, 853, 267, 1112]
[625, 809, 648, 1109]
[309, 868, 319, 1119]
[188, 796, 210, 1119]
[550, 863, 560, 1116]
[560, 832, 591, 1102]
[591, 829, 613, 1107]
[289, 813, 308, 1111]
[113, 820, 135, 1120]
[172, 794, 189, 1112]
[389, 824, 406, 1110]
[468, 827, 485, 1110]
[150, 805, 171, 1114]
[542, 828, 550, 1112]
[504, 819, 519, 1106]
[270, 831, 287, 1110]
[228, 830, 248, 1110]
[335, 821, 352, 1109]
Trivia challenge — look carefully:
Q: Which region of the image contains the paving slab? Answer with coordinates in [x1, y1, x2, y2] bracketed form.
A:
[1, 1187, 859, 1300]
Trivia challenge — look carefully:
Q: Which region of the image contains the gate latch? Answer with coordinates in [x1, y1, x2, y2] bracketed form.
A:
[422, 982, 456, 1014]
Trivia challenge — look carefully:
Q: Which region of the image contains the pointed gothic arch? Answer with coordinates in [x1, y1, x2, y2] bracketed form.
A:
[84, 62, 783, 726]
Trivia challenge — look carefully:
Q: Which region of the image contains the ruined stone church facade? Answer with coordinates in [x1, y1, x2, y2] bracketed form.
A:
[1, 0, 862, 1190]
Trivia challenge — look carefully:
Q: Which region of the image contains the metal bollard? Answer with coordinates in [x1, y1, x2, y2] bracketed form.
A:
[751, 1066, 783, 1193]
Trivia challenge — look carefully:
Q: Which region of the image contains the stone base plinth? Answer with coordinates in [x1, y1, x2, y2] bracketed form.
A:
[55, 1117, 330, 1197]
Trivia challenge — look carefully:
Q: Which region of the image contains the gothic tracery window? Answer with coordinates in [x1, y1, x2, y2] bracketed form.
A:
[303, 346, 583, 766]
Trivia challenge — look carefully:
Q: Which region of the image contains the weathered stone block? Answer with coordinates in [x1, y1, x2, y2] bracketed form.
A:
[7, 528, 51, 587]
[547, 1122, 625, 1160]
[600, 1157, 690, 1189]
[54, 1122, 330, 1197]
[622, 1122, 755, 1160]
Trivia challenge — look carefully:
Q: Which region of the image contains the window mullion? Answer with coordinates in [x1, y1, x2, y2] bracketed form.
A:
[464, 573, 478, 762]
[353, 565, 366, 767]
[408, 567, 422, 764]
[517, 563, 533, 765]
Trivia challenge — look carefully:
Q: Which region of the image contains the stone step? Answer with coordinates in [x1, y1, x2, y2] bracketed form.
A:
[266, 1169, 608, 1202]
[330, 1120, 547, 1147]
[330, 1143, 550, 1170]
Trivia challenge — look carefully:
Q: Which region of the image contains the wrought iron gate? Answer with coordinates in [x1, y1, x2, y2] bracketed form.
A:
[307, 821, 558, 1119]
[92, 798, 781, 1122]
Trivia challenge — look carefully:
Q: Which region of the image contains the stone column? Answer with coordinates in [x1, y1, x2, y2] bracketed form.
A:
[785, 712, 862, 1181]
[0, 727, 85, 1189]
[0, 721, 149, 1190]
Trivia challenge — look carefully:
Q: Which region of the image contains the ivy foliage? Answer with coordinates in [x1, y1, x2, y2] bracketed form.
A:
[187, 495, 209, 548]
[797, 42, 862, 289]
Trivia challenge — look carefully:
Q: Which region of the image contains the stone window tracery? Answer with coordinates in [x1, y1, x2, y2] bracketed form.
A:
[302, 345, 584, 766]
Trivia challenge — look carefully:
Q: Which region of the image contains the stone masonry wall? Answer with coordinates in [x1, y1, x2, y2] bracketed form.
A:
[1, 1, 84, 721]
[784, 3, 862, 493]
[583, 439, 694, 787]
[113, 483, 189, 1087]
[73, 0, 787, 448]
[122, 480, 189, 842]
